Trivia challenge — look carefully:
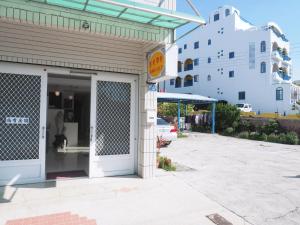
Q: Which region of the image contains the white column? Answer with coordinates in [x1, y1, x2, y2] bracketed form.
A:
[138, 67, 157, 178]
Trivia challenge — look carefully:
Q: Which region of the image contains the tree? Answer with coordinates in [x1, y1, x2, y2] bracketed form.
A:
[158, 103, 194, 117]
[214, 103, 241, 132]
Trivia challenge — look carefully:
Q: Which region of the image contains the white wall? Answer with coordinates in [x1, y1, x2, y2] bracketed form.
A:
[0, 20, 144, 75]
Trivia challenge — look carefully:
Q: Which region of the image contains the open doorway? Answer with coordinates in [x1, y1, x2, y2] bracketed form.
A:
[46, 75, 91, 180]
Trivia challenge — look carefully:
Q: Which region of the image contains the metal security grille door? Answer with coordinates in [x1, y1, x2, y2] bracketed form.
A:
[0, 74, 41, 160]
[90, 73, 137, 177]
[0, 63, 47, 185]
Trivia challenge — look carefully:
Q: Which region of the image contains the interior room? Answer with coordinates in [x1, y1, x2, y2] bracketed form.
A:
[46, 74, 91, 179]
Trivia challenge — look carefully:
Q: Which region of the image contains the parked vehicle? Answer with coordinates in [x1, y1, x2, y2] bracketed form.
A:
[236, 103, 252, 112]
[157, 117, 177, 145]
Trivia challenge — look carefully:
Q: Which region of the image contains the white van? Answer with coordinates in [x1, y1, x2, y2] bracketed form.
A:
[236, 103, 253, 112]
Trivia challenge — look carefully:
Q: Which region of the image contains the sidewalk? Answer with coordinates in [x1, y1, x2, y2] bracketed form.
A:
[0, 172, 249, 225]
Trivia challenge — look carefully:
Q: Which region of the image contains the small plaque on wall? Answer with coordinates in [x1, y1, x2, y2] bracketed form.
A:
[6, 117, 30, 125]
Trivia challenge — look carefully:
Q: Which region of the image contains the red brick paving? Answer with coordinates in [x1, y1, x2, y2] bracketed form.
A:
[5, 212, 97, 225]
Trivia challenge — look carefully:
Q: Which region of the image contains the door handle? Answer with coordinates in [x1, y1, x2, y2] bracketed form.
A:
[41, 126, 46, 139]
[90, 126, 94, 141]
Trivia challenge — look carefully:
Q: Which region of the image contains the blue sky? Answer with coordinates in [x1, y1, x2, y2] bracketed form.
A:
[176, 0, 300, 80]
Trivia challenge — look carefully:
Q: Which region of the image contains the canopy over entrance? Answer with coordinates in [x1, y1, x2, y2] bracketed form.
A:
[30, 0, 205, 29]
[157, 92, 217, 104]
[157, 92, 217, 133]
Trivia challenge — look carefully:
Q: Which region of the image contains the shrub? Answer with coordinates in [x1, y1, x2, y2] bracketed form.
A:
[278, 133, 287, 144]
[237, 120, 255, 133]
[177, 132, 188, 138]
[267, 132, 299, 145]
[238, 131, 249, 139]
[267, 133, 280, 143]
[263, 119, 280, 135]
[158, 156, 176, 171]
[284, 132, 299, 145]
[191, 125, 211, 133]
[214, 103, 241, 132]
[224, 127, 234, 136]
[260, 133, 268, 141]
[249, 132, 261, 140]
[232, 121, 239, 129]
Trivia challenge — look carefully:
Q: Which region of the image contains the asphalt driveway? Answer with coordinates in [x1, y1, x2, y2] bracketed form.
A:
[161, 133, 300, 225]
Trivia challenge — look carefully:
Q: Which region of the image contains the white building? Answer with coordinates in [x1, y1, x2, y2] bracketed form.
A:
[294, 80, 300, 86]
[163, 5, 300, 114]
[0, 0, 204, 185]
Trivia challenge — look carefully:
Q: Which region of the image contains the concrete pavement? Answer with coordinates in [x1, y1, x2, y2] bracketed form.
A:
[161, 133, 300, 225]
[0, 173, 249, 225]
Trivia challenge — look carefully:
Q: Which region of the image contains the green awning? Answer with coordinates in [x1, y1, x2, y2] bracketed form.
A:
[30, 0, 205, 29]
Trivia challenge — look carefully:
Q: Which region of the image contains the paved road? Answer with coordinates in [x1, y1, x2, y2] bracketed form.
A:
[161, 133, 300, 225]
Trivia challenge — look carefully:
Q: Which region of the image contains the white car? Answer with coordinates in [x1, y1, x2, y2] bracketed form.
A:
[157, 117, 177, 145]
[236, 103, 252, 112]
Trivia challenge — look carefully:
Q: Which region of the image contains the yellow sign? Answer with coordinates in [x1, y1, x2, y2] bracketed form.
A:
[148, 50, 165, 79]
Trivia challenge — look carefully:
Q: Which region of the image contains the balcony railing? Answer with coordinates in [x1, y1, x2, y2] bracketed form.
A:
[278, 71, 291, 81]
[272, 50, 291, 62]
[283, 55, 291, 61]
[270, 26, 289, 42]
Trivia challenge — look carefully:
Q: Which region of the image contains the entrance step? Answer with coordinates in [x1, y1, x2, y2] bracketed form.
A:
[5, 212, 97, 225]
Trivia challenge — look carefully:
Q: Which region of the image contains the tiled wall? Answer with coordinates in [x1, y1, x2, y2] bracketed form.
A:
[138, 70, 157, 178]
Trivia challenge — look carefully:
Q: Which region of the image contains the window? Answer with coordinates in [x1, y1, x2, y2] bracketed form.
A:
[229, 52, 235, 59]
[175, 77, 182, 88]
[225, 9, 230, 17]
[249, 42, 256, 69]
[229, 71, 234, 78]
[170, 79, 175, 86]
[207, 75, 211, 81]
[238, 91, 246, 100]
[194, 75, 199, 82]
[208, 39, 211, 45]
[276, 87, 283, 101]
[194, 58, 199, 66]
[178, 61, 182, 73]
[184, 59, 193, 71]
[261, 62, 266, 73]
[208, 57, 211, 64]
[184, 44, 187, 49]
[157, 118, 169, 125]
[178, 48, 182, 54]
[260, 41, 266, 52]
[194, 41, 199, 49]
[214, 13, 220, 21]
[184, 75, 193, 87]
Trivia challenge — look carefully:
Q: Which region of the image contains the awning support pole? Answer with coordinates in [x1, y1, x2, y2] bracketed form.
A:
[211, 102, 216, 134]
[178, 100, 181, 131]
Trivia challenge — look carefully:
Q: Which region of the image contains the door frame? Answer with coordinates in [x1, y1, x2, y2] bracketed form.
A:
[0, 62, 47, 185]
[89, 71, 138, 178]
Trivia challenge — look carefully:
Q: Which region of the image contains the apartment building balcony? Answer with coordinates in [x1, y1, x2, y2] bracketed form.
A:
[272, 50, 282, 62]
[273, 72, 292, 83]
[272, 42, 291, 64]
[272, 50, 291, 63]
[281, 73, 292, 81]
[283, 55, 291, 61]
